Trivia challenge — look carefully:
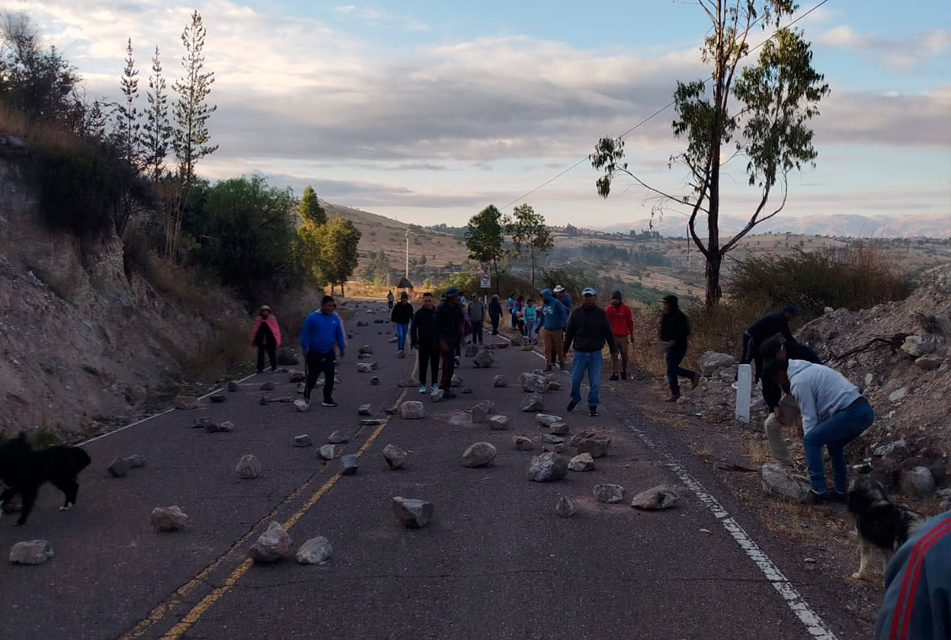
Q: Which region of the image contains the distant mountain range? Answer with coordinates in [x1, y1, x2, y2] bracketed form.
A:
[596, 213, 951, 238]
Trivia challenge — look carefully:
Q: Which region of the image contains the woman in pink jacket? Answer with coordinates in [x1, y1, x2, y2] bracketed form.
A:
[251, 305, 282, 373]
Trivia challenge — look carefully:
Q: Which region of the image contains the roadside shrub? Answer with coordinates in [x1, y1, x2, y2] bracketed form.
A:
[32, 142, 120, 236]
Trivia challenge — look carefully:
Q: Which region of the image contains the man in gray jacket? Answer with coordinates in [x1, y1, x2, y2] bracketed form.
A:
[765, 358, 874, 504]
[563, 288, 618, 417]
[467, 293, 486, 346]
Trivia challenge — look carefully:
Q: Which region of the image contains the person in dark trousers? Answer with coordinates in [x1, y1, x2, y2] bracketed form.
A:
[564, 288, 618, 417]
[411, 292, 439, 394]
[300, 295, 346, 407]
[435, 286, 465, 398]
[467, 292, 486, 345]
[741, 304, 799, 383]
[391, 291, 413, 354]
[488, 294, 503, 335]
[874, 511, 950, 640]
[251, 305, 281, 373]
[386, 290, 394, 309]
[605, 291, 635, 381]
[660, 295, 699, 402]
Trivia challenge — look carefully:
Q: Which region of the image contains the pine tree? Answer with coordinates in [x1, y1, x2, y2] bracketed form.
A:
[172, 10, 217, 185]
[115, 38, 140, 168]
[143, 46, 170, 183]
[300, 186, 326, 226]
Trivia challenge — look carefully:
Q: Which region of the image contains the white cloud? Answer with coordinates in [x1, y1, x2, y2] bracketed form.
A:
[817, 26, 951, 71]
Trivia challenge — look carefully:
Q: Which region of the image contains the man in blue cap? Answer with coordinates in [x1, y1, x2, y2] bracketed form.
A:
[564, 287, 617, 417]
[741, 304, 799, 384]
[435, 286, 465, 398]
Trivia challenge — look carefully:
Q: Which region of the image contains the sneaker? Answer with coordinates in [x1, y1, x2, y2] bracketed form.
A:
[609, 373, 619, 381]
[588, 406, 599, 417]
[664, 394, 680, 402]
[454, 356, 461, 367]
[322, 399, 338, 408]
[805, 490, 830, 505]
[559, 362, 566, 371]
[691, 373, 700, 390]
[567, 400, 578, 412]
[418, 384, 427, 394]
[621, 370, 627, 381]
[432, 384, 440, 392]
[398, 349, 405, 357]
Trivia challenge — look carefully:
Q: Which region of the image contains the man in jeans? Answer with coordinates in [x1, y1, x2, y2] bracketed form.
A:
[540, 288, 567, 371]
[390, 291, 413, 355]
[564, 288, 617, 417]
[605, 290, 634, 381]
[659, 295, 699, 401]
[300, 295, 346, 408]
[765, 358, 874, 504]
[467, 293, 486, 345]
[759, 337, 823, 467]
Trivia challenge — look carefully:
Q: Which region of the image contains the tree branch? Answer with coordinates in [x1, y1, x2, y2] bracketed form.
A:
[720, 173, 789, 254]
[613, 167, 710, 214]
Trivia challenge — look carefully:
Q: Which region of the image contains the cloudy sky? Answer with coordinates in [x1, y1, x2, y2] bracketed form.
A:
[12, 0, 951, 230]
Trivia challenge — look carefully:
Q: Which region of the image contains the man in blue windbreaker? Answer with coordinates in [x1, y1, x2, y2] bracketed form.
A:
[540, 288, 567, 372]
[300, 295, 347, 408]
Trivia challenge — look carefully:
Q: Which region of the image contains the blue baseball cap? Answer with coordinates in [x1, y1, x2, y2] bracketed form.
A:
[445, 286, 461, 297]
[582, 287, 596, 296]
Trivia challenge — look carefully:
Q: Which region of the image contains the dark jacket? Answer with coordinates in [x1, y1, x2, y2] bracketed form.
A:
[762, 342, 822, 411]
[489, 299, 503, 318]
[254, 322, 276, 347]
[564, 304, 618, 354]
[747, 310, 796, 345]
[391, 301, 414, 325]
[435, 300, 465, 347]
[660, 298, 690, 350]
[410, 306, 438, 349]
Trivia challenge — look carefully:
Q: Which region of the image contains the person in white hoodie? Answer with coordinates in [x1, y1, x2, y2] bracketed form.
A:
[765, 358, 874, 504]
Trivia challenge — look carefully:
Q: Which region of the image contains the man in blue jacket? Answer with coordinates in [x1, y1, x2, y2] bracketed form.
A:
[300, 295, 347, 407]
[540, 288, 567, 372]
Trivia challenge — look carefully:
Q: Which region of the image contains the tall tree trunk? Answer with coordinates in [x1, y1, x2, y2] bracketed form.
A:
[706, 159, 722, 307]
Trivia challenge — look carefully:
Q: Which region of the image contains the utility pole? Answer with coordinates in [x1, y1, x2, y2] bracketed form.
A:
[405, 228, 410, 279]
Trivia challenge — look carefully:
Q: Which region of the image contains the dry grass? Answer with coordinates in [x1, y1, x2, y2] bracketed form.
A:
[179, 319, 250, 380]
[0, 103, 81, 151]
[145, 259, 225, 316]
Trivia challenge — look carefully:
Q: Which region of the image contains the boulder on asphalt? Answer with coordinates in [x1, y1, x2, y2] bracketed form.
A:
[492, 375, 509, 387]
[698, 351, 738, 376]
[465, 343, 479, 357]
[288, 371, 306, 383]
[218, 421, 235, 432]
[358, 345, 374, 355]
[471, 403, 489, 424]
[294, 399, 309, 412]
[901, 466, 937, 498]
[555, 495, 576, 518]
[462, 442, 497, 468]
[150, 506, 189, 532]
[536, 414, 563, 427]
[489, 415, 510, 430]
[630, 486, 681, 510]
[450, 374, 464, 387]
[107, 456, 130, 478]
[235, 454, 261, 479]
[542, 434, 566, 445]
[260, 382, 275, 391]
[294, 435, 313, 448]
[547, 381, 562, 391]
[521, 393, 546, 413]
[513, 436, 534, 450]
[392, 496, 434, 529]
[357, 363, 375, 373]
[915, 355, 942, 371]
[10, 540, 54, 565]
[193, 416, 215, 429]
[209, 394, 226, 404]
[549, 422, 569, 436]
[760, 465, 810, 503]
[340, 454, 360, 476]
[328, 431, 349, 444]
[568, 453, 595, 472]
[125, 454, 147, 468]
[319, 445, 341, 460]
[430, 388, 445, 403]
[371, 376, 381, 386]
[473, 349, 495, 368]
[296, 536, 333, 565]
[358, 404, 373, 416]
[544, 442, 569, 454]
[575, 435, 611, 458]
[520, 373, 549, 394]
[227, 381, 239, 392]
[401, 401, 426, 419]
[296, 383, 306, 395]
[527, 452, 568, 482]
[594, 483, 627, 504]
[356, 320, 369, 327]
[248, 521, 293, 563]
[398, 378, 420, 388]
[277, 349, 299, 365]
[383, 445, 407, 469]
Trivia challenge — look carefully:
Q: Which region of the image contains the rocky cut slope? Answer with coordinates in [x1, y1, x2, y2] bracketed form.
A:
[0, 158, 246, 439]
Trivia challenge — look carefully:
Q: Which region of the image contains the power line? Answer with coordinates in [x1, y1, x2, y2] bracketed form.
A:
[499, 0, 831, 212]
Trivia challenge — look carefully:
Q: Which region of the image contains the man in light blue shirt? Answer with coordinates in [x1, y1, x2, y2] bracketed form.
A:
[300, 295, 346, 407]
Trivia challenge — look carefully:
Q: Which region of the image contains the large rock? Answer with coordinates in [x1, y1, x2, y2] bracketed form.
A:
[358, 404, 373, 416]
[471, 402, 491, 423]
[9, 540, 54, 565]
[760, 464, 810, 503]
[218, 421, 234, 432]
[392, 497, 434, 529]
[235, 454, 261, 479]
[527, 452, 568, 482]
[473, 349, 495, 368]
[521, 393, 546, 413]
[294, 399, 309, 412]
[593, 483, 627, 504]
[383, 445, 407, 469]
[555, 495, 576, 518]
[462, 442, 497, 468]
[328, 431, 349, 444]
[568, 453, 595, 472]
[175, 395, 198, 410]
[631, 486, 681, 510]
[901, 335, 935, 358]
[150, 506, 189, 531]
[464, 343, 479, 357]
[698, 351, 737, 376]
[227, 381, 239, 392]
[549, 422, 570, 436]
[488, 415, 510, 430]
[296, 536, 333, 565]
[319, 445, 341, 460]
[520, 373, 550, 394]
[575, 435, 611, 458]
[248, 521, 293, 563]
[901, 466, 936, 498]
[430, 388, 445, 403]
[542, 434, 567, 445]
[340, 454, 360, 475]
[400, 401, 425, 419]
[260, 382, 275, 391]
[492, 375, 509, 388]
[107, 456, 130, 478]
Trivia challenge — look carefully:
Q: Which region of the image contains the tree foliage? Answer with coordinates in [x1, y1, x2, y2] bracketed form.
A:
[506, 203, 553, 291]
[464, 205, 506, 294]
[300, 186, 326, 226]
[317, 215, 362, 296]
[362, 249, 391, 286]
[143, 46, 170, 183]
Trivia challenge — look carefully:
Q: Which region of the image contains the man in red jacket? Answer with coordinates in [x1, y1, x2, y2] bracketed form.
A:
[605, 291, 634, 381]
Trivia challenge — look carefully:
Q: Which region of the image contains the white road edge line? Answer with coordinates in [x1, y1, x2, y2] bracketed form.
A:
[627, 423, 839, 640]
[77, 372, 259, 447]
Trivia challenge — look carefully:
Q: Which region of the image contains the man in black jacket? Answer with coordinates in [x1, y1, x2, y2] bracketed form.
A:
[759, 336, 822, 466]
[410, 292, 439, 394]
[564, 288, 618, 417]
[741, 304, 798, 383]
[488, 294, 503, 335]
[435, 286, 465, 398]
[660, 295, 699, 402]
[391, 291, 414, 355]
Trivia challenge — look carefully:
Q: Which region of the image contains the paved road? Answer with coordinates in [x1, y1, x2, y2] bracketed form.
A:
[0, 302, 871, 640]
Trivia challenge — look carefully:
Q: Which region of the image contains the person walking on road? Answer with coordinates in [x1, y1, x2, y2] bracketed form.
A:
[554, 284, 573, 311]
[301, 295, 346, 408]
[489, 294, 503, 335]
[386, 290, 394, 309]
[540, 288, 567, 372]
[435, 286, 465, 399]
[564, 288, 618, 417]
[391, 291, 414, 356]
[765, 357, 874, 504]
[251, 305, 281, 373]
[605, 291, 634, 381]
[507, 293, 517, 329]
[659, 295, 699, 402]
[411, 292, 440, 394]
[467, 293, 486, 345]
[523, 298, 538, 343]
[741, 304, 799, 383]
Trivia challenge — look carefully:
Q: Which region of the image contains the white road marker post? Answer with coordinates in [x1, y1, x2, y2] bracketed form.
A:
[735, 363, 752, 423]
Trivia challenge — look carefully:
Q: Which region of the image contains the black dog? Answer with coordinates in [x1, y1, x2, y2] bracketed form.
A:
[847, 477, 924, 580]
[0, 433, 92, 526]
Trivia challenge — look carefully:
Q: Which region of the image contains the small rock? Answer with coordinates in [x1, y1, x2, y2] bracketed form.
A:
[431, 388, 445, 403]
[521, 393, 546, 413]
[873, 438, 907, 458]
[462, 387, 474, 394]
[513, 436, 535, 450]
[359, 345, 373, 355]
[823, 307, 834, 314]
[450, 374, 463, 387]
[288, 371, 306, 383]
[631, 486, 680, 510]
[358, 404, 372, 416]
[235, 454, 261, 479]
[357, 363, 375, 373]
[340, 454, 359, 475]
[492, 375, 509, 387]
[465, 343, 479, 357]
[473, 349, 495, 368]
[360, 418, 386, 426]
[536, 414, 563, 427]
[888, 387, 909, 403]
[192, 417, 215, 430]
[328, 431, 349, 444]
[319, 445, 341, 460]
[260, 382, 275, 391]
[107, 456, 130, 478]
[248, 521, 293, 563]
[760, 465, 810, 503]
[356, 320, 369, 327]
[10, 540, 54, 565]
[901, 466, 936, 498]
[209, 394, 226, 404]
[401, 402, 427, 420]
[575, 435, 611, 458]
[544, 442, 569, 454]
[398, 378, 420, 388]
[804, 557, 818, 564]
[227, 381, 239, 392]
[489, 415, 510, 430]
[555, 495, 576, 518]
[175, 395, 198, 410]
[901, 335, 935, 358]
[547, 381, 562, 391]
[549, 422, 570, 436]
[124, 454, 147, 468]
[392, 496, 434, 529]
[471, 401, 493, 423]
[294, 435, 313, 447]
[383, 445, 407, 469]
[260, 396, 269, 405]
[150, 506, 189, 531]
[294, 399, 309, 412]
[915, 355, 942, 371]
[527, 452, 568, 482]
[542, 434, 566, 445]
[568, 453, 595, 472]
[594, 483, 627, 504]
[218, 421, 235, 432]
[370, 376, 381, 386]
[864, 373, 874, 388]
[462, 442, 497, 467]
[296, 536, 333, 565]
[520, 373, 549, 394]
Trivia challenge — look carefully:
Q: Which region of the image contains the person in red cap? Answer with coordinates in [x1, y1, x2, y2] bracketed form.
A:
[251, 305, 281, 373]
